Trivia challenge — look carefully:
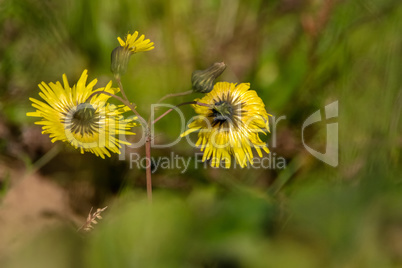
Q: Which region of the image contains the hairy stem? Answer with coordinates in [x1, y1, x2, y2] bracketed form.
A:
[114, 74, 129, 101]
[86, 86, 153, 200]
[156, 90, 193, 104]
[152, 101, 211, 125]
[145, 135, 152, 201]
[86, 90, 141, 119]
[112, 79, 153, 200]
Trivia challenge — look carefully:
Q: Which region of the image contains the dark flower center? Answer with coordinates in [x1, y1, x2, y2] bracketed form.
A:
[208, 92, 247, 128]
[66, 103, 100, 136]
[211, 101, 233, 125]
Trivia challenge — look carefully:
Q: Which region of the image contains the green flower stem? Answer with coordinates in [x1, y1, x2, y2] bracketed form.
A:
[151, 101, 211, 125]
[86, 90, 145, 123]
[156, 90, 193, 104]
[114, 79, 153, 201]
[29, 143, 62, 174]
[114, 74, 129, 102]
[146, 90, 193, 137]
[86, 89, 153, 201]
[145, 135, 152, 201]
[86, 90, 209, 202]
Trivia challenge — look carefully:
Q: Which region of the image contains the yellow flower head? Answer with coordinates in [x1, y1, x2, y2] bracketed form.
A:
[181, 82, 271, 168]
[117, 31, 154, 53]
[27, 70, 137, 158]
[112, 31, 155, 75]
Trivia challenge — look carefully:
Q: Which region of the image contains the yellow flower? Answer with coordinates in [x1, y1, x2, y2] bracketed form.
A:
[27, 70, 137, 158]
[112, 31, 154, 75]
[117, 31, 154, 53]
[181, 82, 270, 168]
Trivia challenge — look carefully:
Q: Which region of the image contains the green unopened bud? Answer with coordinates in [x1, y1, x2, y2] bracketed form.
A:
[111, 46, 132, 76]
[191, 62, 226, 93]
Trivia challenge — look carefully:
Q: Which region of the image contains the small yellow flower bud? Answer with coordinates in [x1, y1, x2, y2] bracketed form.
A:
[191, 62, 226, 93]
[111, 46, 132, 76]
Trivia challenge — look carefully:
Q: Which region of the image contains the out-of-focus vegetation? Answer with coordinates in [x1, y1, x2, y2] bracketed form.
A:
[0, 0, 401, 267]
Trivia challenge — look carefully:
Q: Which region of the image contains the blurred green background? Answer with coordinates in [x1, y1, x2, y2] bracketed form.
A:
[0, 0, 401, 267]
